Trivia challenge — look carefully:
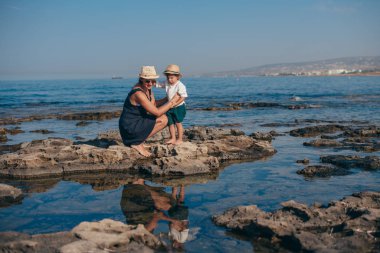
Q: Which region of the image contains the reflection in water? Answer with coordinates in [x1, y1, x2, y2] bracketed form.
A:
[120, 179, 190, 250]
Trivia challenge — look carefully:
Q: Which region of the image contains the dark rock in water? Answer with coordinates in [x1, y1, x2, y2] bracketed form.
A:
[0, 183, 23, 207]
[296, 159, 309, 164]
[321, 155, 380, 170]
[195, 106, 241, 111]
[296, 165, 350, 177]
[269, 130, 285, 136]
[290, 124, 349, 137]
[30, 129, 55, 134]
[344, 126, 380, 138]
[215, 123, 242, 127]
[0, 219, 160, 253]
[260, 122, 298, 127]
[287, 104, 321, 110]
[5, 128, 24, 135]
[74, 136, 85, 140]
[57, 111, 121, 121]
[250, 132, 273, 142]
[213, 191, 380, 253]
[76, 121, 91, 127]
[320, 133, 344, 139]
[0, 126, 276, 178]
[0, 143, 22, 155]
[303, 139, 343, 147]
[228, 102, 281, 108]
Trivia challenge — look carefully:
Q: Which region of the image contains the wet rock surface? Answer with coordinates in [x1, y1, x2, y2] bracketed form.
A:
[321, 155, 380, 170]
[0, 126, 276, 178]
[213, 191, 380, 253]
[296, 165, 351, 177]
[0, 183, 23, 207]
[292, 125, 380, 152]
[0, 111, 122, 126]
[30, 129, 55, 134]
[0, 219, 160, 253]
[290, 124, 348, 137]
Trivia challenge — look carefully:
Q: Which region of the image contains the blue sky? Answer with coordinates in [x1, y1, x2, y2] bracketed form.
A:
[0, 0, 379, 79]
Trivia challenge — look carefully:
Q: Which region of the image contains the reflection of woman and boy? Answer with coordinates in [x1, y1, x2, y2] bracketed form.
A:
[120, 179, 190, 249]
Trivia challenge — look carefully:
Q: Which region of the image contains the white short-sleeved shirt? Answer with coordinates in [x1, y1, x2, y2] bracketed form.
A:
[156, 80, 188, 107]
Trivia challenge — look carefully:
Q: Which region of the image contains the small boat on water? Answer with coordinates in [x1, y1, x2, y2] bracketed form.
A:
[111, 76, 123, 79]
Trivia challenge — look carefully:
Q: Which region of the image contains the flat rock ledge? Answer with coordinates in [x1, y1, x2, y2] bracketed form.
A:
[212, 191, 380, 253]
[0, 126, 276, 178]
[0, 219, 160, 253]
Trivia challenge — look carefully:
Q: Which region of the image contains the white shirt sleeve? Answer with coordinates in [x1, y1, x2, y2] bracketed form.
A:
[178, 82, 188, 98]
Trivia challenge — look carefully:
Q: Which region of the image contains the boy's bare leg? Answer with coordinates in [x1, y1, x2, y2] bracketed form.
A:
[166, 124, 176, 144]
[174, 123, 183, 145]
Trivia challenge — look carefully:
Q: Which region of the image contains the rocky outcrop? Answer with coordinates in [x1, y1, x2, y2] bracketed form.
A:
[321, 155, 380, 170]
[293, 125, 380, 153]
[0, 219, 160, 253]
[0, 111, 122, 126]
[213, 191, 380, 253]
[290, 124, 348, 137]
[296, 165, 351, 177]
[0, 183, 23, 207]
[0, 127, 276, 178]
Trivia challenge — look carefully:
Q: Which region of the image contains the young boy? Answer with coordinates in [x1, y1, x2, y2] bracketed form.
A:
[156, 64, 188, 145]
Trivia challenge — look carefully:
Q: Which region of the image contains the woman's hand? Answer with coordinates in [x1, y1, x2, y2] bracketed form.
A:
[169, 93, 181, 107]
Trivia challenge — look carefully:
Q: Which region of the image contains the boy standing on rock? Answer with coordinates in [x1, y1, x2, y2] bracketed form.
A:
[155, 64, 188, 145]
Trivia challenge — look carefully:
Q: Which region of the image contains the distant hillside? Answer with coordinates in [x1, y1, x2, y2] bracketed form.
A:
[201, 56, 380, 77]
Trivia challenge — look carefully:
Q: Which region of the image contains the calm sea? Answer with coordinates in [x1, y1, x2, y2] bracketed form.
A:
[0, 77, 380, 252]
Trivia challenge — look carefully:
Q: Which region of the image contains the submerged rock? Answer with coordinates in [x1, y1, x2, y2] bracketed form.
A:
[213, 191, 380, 253]
[290, 124, 348, 137]
[0, 183, 23, 207]
[0, 126, 276, 178]
[30, 129, 55, 134]
[296, 165, 350, 177]
[303, 139, 343, 147]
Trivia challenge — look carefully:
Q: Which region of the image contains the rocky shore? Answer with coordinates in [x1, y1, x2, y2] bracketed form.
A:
[0, 126, 276, 178]
[0, 219, 161, 253]
[213, 191, 380, 252]
[1, 191, 379, 253]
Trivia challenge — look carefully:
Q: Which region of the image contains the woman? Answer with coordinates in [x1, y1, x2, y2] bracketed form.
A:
[119, 66, 180, 157]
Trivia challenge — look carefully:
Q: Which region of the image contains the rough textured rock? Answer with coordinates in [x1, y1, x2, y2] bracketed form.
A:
[71, 219, 160, 250]
[213, 191, 380, 253]
[321, 155, 380, 170]
[0, 183, 23, 207]
[249, 132, 273, 142]
[303, 139, 343, 147]
[296, 165, 351, 177]
[0, 219, 160, 253]
[0, 126, 276, 178]
[292, 125, 380, 152]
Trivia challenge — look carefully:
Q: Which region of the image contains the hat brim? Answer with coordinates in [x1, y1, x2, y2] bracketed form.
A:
[139, 74, 159, 79]
[164, 71, 181, 75]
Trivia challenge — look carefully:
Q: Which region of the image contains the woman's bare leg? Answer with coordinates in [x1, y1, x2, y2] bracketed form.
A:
[147, 115, 168, 138]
